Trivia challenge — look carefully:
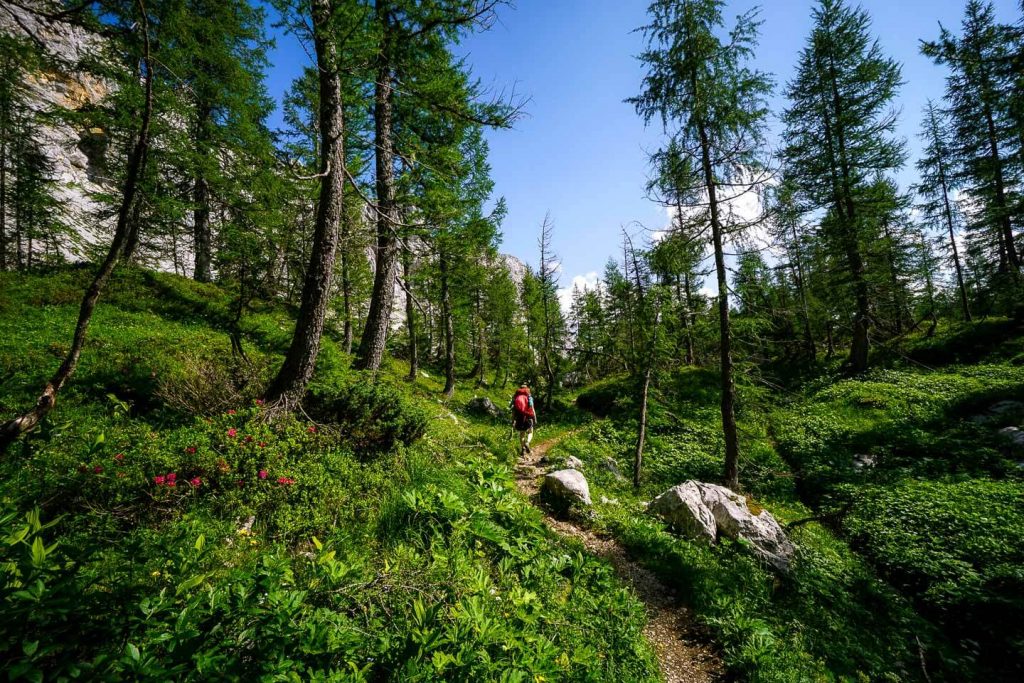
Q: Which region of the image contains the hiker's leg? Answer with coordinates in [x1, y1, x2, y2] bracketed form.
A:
[525, 424, 534, 448]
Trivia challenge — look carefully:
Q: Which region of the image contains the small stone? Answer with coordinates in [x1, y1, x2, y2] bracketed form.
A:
[852, 453, 877, 471]
[601, 456, 626, 480]
[467, 396, 501, 418]
[564, 456, 584, 470]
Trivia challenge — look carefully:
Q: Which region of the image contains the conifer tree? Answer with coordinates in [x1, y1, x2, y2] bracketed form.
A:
[631, 0, 772, 488]
[264, 0, 350, 407]
[914, 100, 972, 321]
[1, 0, 157, 450]
[355, 0, 515, 373]
[783, 0, 905, 373]
[923, 1, 1021, 286]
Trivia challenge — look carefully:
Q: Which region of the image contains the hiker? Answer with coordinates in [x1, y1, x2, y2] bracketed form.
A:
[509, 384, 537, 455]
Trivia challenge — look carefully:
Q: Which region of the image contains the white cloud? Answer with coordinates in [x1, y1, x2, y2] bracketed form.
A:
[557, 271, 600, 314]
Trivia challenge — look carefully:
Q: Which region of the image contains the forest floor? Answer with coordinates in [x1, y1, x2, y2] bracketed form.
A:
[514, 433, 725, 683]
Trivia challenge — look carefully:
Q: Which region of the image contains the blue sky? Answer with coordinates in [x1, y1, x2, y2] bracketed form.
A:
[263, 0, 1022, 297]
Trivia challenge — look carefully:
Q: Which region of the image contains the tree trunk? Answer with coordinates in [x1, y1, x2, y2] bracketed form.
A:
[0, 0, 154, 452]
[790, 223, 815, 357]
[940, 174, 971, 322]
[403, 248, 417, 381]
[340, 216, 353, 354]
[354, 5, 400, 373]
[0, 118, 6, 271]
[440, 250, 455, 398]
[192, 102, 214, 282]
[699, 125, 740, 490]
[264, 0, 345, 407]
[633, 365, 652, 490]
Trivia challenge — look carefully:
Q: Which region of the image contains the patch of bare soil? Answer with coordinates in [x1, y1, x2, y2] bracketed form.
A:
[515, 435, 726, 683]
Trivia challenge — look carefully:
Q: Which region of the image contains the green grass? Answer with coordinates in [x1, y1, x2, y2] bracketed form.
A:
[549, 372, 947, 682]
[772, 362, 1024, 680]
[0, 268, 660, 682]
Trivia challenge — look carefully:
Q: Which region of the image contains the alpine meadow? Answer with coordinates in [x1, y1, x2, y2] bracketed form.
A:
[3, 1, 1024, 681]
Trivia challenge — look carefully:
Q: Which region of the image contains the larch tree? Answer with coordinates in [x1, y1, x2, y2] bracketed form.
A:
[355, 0, 514, 374]
[0, 0, 156, 452]
[263, 0, 350, 407]
[630, 0, 772, 489]
[923, 1, 1021, 302]
[783, 0, 905, 373]
[914, 99, 972, 321]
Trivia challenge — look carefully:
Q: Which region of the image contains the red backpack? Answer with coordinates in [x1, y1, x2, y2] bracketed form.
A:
[513, 391, 534, 417]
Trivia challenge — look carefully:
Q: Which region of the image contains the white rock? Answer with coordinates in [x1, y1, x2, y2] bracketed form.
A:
[647, 481, 717, 544]
[852, 453, 877, 471]
[564, 456, 585, 470]
[467, 396, 500, 418]
[696, 483, 796, 573]
[599, 496, 619, 505]
[649, 480, 797, 573]
[542, 469, 592, 508]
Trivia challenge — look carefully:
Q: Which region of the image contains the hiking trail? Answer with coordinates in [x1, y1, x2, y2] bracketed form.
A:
[514, 433, 725, 683]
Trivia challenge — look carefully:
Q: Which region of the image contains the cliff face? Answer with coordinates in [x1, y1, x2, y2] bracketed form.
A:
[2, 4, 114, 256]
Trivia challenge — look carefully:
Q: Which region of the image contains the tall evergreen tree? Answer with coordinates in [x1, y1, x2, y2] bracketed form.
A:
[264, 0, 350, 407]
[923, 1, 1021, 286]
[914, 100, 972, 321]
[630, 0, 772, 489]
[783, 0, 905, 373]
[355, 0, 515, 373]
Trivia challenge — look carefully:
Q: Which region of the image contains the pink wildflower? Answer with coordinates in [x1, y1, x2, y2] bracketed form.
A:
[93, 465, 103, 474]
[185, 446, 196, 454]
[227, 428, 238, 438]
[114, 453, 125, 462]
[307, 425, 317, 434]
[227, 409, 236, 415]
[255, 399, 264, 406]
[166, 472, 177, 483]
[277, 477, 295, 486]
[154, 475, 166, 485]
[258, 469, 268, 480]
[167, 481, 176, 488]
[244, 435, 254, 444]
[189, 477, 202, 487]
[258, 441, 267, 448]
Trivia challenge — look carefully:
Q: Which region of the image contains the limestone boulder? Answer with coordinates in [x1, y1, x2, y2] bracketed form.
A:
[648, 480, 796, 573]
[541, 469, 592, 511]
[695, 483, 796, 573]
[647, 482, 717, 544]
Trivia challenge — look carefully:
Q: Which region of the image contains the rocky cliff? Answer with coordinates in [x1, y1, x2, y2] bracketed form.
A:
[2, 4, 114, 256]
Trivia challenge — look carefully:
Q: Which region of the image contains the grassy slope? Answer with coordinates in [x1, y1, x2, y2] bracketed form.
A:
[553, 323, 1024, 682]
[0, 268, 659, 682]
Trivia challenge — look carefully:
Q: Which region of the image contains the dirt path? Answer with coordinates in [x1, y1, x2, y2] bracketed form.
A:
[514, 434, 725, 683]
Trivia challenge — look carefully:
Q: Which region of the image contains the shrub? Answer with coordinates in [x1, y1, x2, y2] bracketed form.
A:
[576, 376, 630, 417]
[309, 377, 429, 458]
